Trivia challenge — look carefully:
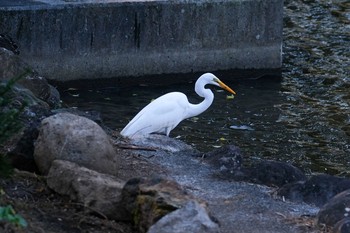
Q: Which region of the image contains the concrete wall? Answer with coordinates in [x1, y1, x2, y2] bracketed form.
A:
[0, 0, 283, 81]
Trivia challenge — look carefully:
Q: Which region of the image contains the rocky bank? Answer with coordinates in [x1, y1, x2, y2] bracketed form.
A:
[3, 99, 350, 233]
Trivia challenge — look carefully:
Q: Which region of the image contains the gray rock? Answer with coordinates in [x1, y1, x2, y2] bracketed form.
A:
[0, 34, 19, 54]
[121, 176, 201, 233]
[1, 80, 53, 173]
[249, 160, 306, 187]
[317, 189, 350, 228]
[202, 145, 244, 180]
[33, 112, 119, 175]
[203, 145, 242, 170]
[334, 217, 350, 233]
[278, 174, 350, 207]
[47, 159, 128, 220]
[0, 46, 61, 172]
[0, 47, 60, 108]
[201, 146, 305, 186]
[128, 134, 194, 153]
[0, 47, 27, 80]
[147, 201, 220, 233]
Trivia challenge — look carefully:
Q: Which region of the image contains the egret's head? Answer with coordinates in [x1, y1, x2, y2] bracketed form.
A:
[201, 73, 236, 95]
[194, 73, 236, 98]
[214, 77, 236, 95]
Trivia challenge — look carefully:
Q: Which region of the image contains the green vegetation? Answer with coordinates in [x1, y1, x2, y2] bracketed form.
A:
[0, 71, 29, 229]
[0, 205, 27, 228]
[0, 71, 28, 176]
[0, 73, 25, 143]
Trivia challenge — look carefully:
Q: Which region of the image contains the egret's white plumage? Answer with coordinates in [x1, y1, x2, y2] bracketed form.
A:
[120, 73, 236, 138]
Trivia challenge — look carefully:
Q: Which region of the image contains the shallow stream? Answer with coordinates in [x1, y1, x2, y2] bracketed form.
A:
[58, 0, 349, 176]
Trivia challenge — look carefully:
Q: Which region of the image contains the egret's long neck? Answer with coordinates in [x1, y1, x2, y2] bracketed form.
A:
[185, 81, 214, 118]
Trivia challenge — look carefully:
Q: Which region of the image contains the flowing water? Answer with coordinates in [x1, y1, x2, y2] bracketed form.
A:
[58, 0, 349, 176]
[279, 0, 350, 175]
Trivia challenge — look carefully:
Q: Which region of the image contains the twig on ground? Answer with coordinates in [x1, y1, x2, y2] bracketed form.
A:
[116, 144, 157, 151]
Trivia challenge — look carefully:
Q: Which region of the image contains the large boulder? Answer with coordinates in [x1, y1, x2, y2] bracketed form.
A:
[47, 160, 128, 220]
[33, 112, 119, 175]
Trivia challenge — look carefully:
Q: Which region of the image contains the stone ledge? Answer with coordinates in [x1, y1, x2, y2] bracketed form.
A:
[0, 0, 283, 81]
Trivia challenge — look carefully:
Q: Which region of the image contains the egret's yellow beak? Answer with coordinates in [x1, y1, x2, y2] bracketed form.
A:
[217, 80, 236, 95]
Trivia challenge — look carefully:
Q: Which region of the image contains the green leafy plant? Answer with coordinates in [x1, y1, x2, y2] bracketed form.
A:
[0, 71, 29, 177]
[0, 72, 27, 143]
[0, 205, 27, 228]
[0, 71, 30, 229]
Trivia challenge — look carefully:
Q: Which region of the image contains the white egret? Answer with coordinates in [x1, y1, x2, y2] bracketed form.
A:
[120, 73, 236, 138]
